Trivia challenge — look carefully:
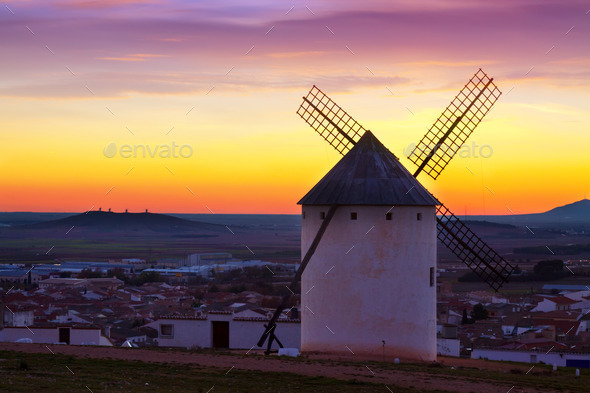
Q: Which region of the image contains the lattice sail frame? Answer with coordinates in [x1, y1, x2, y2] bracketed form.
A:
[297, 85, 366, 155]
[297, 75, 515, 291]
[408, 69, 502, 180]
[436, 204, 514, 291]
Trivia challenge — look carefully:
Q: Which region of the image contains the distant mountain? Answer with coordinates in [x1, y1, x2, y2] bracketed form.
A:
[469, 199, 590, 228]
[169, 213, 301, 228]
[17, 211, 225, 233]
[0, 212, 76, 226]
[541, 199, 590, 220]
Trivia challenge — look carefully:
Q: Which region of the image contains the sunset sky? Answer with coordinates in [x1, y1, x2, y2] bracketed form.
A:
[1, 0, 589, 215]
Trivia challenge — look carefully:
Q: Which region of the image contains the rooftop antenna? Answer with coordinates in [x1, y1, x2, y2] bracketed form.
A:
[257, 69, 515, 350]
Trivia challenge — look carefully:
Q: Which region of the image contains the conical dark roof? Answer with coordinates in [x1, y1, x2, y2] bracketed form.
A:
[298, 131, 439, 206]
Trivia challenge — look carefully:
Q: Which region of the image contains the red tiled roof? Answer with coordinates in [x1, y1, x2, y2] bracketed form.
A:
[540, 296, 578, 304]
[499, 339, 567, 350]
[531, 319, 580, 334]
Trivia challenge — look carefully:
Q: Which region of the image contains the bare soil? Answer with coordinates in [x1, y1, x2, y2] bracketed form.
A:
[0, 343, 573, 392]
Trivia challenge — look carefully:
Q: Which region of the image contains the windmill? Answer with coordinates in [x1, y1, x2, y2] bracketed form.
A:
[257, 69, 515, 359]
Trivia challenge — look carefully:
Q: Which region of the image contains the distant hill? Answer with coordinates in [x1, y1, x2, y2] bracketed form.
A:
[541, 199, 590, 220]
[1, 199, 588, 230]
[468, 199, 590, 228]
[0, 211, 302, 228]
[169, 213, 301, 228]
[17, 211, 225, 233]
[0, 212, 75, 226]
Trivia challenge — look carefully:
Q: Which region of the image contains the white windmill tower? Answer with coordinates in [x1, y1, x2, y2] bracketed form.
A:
[257, 70, 514, 361]
[299, 131, 439, 360]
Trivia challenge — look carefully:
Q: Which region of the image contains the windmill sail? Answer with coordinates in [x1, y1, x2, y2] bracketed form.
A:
[294, 74, 514, 292]
[408, 69, 501, 179]
[297, 85, 366, 155]
[436, 203, 514, 291]
[258, 71, 513, 352]
[257, 205, 339, 350]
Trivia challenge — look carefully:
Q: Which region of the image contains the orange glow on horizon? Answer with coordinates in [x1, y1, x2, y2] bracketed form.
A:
[1, 2, 589, 215]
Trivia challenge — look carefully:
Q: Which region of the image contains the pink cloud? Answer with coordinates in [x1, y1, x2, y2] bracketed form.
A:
[1, 0, 588, 99]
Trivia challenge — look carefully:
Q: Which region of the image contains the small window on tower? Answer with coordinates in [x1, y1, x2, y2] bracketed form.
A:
[417, 213, 422, 221]
[320, 212, 325, 220]
[430, 267, 435, 287]
[350, 212, 357, 220]
[302, 211, 306, 219]
[385, 212, 392, 221]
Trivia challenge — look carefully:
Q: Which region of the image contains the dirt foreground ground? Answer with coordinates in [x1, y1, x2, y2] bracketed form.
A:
[0, 343, 579, 392]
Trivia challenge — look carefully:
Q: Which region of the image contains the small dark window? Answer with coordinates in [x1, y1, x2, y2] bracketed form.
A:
[386, 212, 392, 221]
[302, 211, 306, 219]
[430, 267, 435, 287]
[350, 212, 357, 220]
[160, 324, 174, 338]
[417, 213, 422, 221]
[320, 212, 325, 220]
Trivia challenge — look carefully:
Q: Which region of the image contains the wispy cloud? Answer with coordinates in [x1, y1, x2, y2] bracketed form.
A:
[98, 53, 168, 62]
[0, 70, 410, 99]
[267, 51, 326, 59]
[54, 0, 162, 10]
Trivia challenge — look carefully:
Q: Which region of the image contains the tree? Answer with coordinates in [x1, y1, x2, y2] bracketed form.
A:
[470, 303, 488, 321]
[229, 284, 246, 294]
[131, 318, 145, 328]
[457, 271, 480, 282]
[128, 271, 164, 286]
[533, 260, 564, 279]
[78, 268, 102, 278]
[107, 267, 127, 282]
[461, 308, 470, 324]
[513, 265, 522, 274]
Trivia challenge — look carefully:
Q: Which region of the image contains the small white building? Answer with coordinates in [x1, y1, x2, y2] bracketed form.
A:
[0, 325, 112, 346]
[472, 348, 590, 368]
[0, 269, 43, 284]
[3, 310, 34, 327]
[437, 338, 460, 357]
[147, 312, 300, 350]
[563, 290, 590, 302]
[187, 253, 233, 267]
[532, 296, 578, 312]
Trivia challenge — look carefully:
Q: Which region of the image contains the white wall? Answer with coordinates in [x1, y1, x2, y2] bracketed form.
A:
[502, 325, 515, 335]
[570, 300, 590, 313]
[230, 320, 300, 349]
[152, 318, 211, 349]
[0, 327, 56, 343]
[0, 327, 104, 345]
[301, 205, 437, 361]
[437, 338, 460, 357]
[4, 310, 34, 327]
[70, 328, 103, 345]
[472, 348, 590, 367]
[532, 299, 556, 312]
[564, 290, 590, 301]
[151, 316, 301, 350]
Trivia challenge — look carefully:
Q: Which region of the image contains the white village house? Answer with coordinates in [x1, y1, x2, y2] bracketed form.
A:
[0, 324, 112, 346]
[472, 348, 590, 368]
[146, 312, 301, 350]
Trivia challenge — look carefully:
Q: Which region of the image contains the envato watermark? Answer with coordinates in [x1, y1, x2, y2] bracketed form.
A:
[403, 141, 493, 159]
[103, 141, 193, 159]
